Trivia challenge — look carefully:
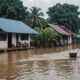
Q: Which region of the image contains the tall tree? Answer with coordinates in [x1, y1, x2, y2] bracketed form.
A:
[78, 17, 80, 33]
[0, 0, 29, 22]
[47, 3, 80, 33]
[30, 7, 44, 28]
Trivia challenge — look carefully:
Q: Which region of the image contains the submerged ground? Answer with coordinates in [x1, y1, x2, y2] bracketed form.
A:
[0, 44, 80, 80]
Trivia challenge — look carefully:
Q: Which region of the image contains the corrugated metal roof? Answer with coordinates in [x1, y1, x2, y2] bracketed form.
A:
[48, 24, 71, 36]
[0, 18, 38, 34]
[60, 26, 76, 36]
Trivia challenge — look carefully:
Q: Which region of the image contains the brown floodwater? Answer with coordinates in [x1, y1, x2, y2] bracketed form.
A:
[0, 44, 80, 80]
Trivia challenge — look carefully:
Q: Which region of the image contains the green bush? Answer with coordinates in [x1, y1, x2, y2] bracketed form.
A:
[32, 27, 58, 47]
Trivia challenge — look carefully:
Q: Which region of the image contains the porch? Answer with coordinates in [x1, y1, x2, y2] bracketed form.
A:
[0, 46, 35, 53]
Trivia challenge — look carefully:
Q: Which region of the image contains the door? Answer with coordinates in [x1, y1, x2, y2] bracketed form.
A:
[8, 33, 12, 48]
[16, 34, 19, 44]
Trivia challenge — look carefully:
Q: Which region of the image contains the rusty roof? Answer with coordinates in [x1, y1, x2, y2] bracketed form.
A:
[48, 24, 71, 36]
[60, 26, 76, 36]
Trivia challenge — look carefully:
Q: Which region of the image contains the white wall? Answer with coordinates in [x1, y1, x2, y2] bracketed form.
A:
[0, 33, 31, 49]
[12, 33, 16, 46]
[18, 34, 30, 46]
[0, 33, 17, 49]
[0, 34, 8, 49]
[68, 36, 72, 44]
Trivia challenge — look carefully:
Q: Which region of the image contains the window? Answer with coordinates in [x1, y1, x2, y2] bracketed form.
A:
[0, 33, 6, 41]
[21, 34, 28, 40]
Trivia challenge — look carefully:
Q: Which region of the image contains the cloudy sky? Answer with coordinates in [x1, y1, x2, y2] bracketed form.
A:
[21, 0, 80, 18]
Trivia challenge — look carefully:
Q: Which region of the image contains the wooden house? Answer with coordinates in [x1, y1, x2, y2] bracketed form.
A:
[48, 24, 75, 45]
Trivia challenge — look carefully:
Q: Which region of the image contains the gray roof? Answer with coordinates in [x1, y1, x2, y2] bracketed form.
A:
[0, 18, 38, 34]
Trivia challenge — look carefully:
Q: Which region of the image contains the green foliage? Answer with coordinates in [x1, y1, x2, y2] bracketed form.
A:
[0, 0, 29, 22]
[28, 7, 44, 28]
[78, 17, 80, 30]
[47, 3, 80, 33]
[0, 1, 47, 28]
[33, 27, 58, 47]
[39, 18, 48, 28]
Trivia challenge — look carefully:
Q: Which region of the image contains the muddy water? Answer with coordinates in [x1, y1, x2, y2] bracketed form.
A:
[0, 44, 80, 80]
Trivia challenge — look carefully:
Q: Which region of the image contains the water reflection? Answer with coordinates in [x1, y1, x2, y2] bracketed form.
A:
[0, 44, 80, 80]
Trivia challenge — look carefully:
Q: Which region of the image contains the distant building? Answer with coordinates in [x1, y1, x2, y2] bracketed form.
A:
[0, 18, 37, 49]
[48, 24, 75, 45]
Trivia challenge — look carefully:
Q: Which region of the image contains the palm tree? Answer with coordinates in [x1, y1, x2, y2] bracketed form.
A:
[30, 7, 44, 28]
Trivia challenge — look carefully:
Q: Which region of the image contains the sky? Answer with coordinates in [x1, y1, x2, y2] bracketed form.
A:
[21, 0, 80, 18]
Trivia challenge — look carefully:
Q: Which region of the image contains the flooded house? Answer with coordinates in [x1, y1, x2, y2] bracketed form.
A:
[0, 18, 37, 49]
[48, 24, 75, 45]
